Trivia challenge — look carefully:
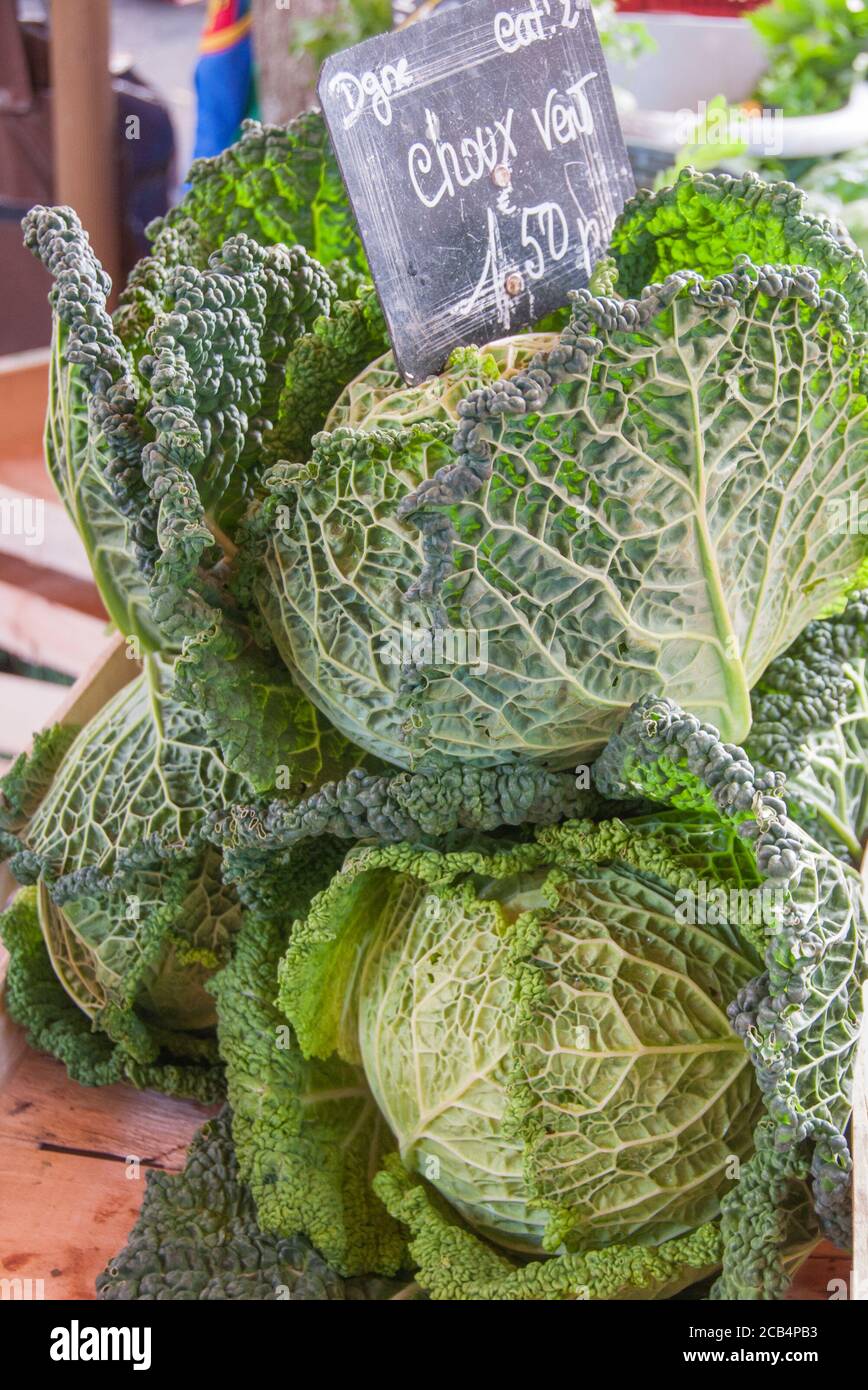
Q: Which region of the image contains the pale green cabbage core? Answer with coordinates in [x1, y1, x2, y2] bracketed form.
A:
[325, 336, 558, 433]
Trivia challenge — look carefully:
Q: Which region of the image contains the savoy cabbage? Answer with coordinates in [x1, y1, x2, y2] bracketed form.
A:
[22, 112, 372, 659]
[230, 172, 868, 771]
[0, 657, 247, 1096]
[254, 700, 864, 1298]
[10, 114, 868, 1304]
[26, 153, 868, 781]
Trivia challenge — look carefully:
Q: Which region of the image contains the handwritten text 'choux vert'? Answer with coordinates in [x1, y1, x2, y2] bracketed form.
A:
[407, 82, 596, 209]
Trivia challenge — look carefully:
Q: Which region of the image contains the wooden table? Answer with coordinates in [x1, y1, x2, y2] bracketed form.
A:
[0, 1044, 215, 1300]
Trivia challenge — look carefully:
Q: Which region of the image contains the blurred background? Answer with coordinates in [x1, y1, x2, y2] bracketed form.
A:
[0, 0, 864, 761]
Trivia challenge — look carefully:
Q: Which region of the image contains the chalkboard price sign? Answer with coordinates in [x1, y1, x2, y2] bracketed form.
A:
[319, 0, 635, 382]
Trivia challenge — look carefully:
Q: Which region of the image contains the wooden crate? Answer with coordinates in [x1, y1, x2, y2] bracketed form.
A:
[0, 350, 110, 777]
[0, 352, 864, 1301]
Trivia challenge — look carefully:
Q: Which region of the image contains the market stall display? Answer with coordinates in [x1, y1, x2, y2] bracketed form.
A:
[1, 0, 867, 1307]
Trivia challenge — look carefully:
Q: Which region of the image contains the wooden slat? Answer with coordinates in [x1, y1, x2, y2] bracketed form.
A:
[0, 578, 107, 676]
[44, 628, 137, 730]
[0, 672, 71, 754]
[0, 553, 105, 621]
[0, 1136, 159, 1302]
[0, 348, 52, 376]
[0, 1137, 144, 1300]
[0, 485, 93, 581]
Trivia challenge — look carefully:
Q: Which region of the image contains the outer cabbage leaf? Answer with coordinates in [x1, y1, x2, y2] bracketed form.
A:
[0, 888, 122, 1088]
[261, 285, 390, 467]
[595, 697, 866, 1278]
[140, 235, 334, 534]
[38, 850, 239, 1042]
[14, 657, 244, 879]
[610, 167, 868, 329]
[0, 657, 247, 1088]
[374, 1157, 721, 1301]
[96, 1110, 407, 1300]
[196, 755, 595, 922]
[252, 258, 868, 768]
[171, 621, 381, 796]
[748, 593, 868, 863]
[22, 206, 158, 647]
[113, 111, 367, 356]
[45, 323, 165, 647]
[778, 662, 868, 863]
[0, 725, 78, 832]
[137, 237, 336, 654]
[210, 881, 408, 1278]
[201, 760, 594, 892]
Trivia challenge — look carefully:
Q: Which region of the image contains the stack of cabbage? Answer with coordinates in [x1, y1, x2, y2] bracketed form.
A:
[3, 112, 868, 1301]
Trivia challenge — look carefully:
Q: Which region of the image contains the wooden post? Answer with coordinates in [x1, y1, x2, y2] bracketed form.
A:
[252, 0, 335, 126]
[49, 0, 120, 304]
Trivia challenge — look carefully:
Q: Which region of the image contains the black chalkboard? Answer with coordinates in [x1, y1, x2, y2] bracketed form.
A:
[319, 0, 635, 383]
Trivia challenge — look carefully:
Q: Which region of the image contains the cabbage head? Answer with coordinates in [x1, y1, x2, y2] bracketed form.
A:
[281, 822, 765, 1256]
[241, 170, 868, 770]
[272, 698, 865, 1299]
[24, 113, 367, 651]
[0, 656, 247, 1096]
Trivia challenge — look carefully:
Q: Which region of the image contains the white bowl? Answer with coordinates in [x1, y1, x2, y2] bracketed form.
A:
[607, 14, 767, 109]
[609, 13, 868, 160]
